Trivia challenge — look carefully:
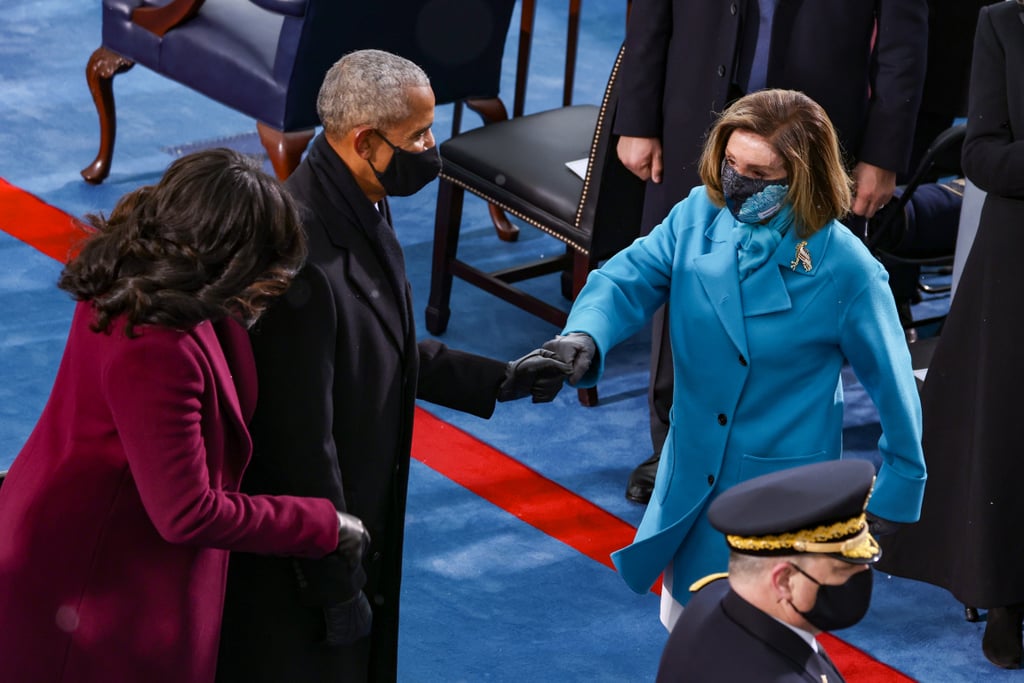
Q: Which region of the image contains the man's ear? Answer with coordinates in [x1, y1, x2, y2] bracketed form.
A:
[353, 127, 376, 160]
[770, 561, 798, 601]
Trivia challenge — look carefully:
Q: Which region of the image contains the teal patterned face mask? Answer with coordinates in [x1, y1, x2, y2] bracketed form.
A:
[721, 161, 789, 224]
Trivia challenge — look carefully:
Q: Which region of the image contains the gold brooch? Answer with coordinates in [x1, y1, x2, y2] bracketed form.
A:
[790, 241, 812, 272]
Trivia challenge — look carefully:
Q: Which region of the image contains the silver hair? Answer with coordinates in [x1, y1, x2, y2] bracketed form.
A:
[316, 49, 431, 136]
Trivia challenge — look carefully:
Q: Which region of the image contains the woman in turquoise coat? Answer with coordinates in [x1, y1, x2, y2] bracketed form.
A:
[542, 89, 926, 627]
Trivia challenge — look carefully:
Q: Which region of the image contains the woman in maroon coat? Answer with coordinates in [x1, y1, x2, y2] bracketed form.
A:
[0, 149, 367, 683]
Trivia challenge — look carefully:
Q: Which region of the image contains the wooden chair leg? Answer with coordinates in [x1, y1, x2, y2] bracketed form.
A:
[81, 46, 134, 184]
[486, 204, 519, 243]
[256, 122, 314, 180]
[513, 0, 536, 119]
[465, 97, 519, 243]
[563, 0, 582, 107]
[572, 250, 593, 297]
[577, 386, 598, 406]
[465, 96, 509, 124]
[426, 178, 465, 335]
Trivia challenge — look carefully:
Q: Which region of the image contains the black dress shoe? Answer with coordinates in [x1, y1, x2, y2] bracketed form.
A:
[626, 452, 660, 504]
[982, 605, 1024, 669]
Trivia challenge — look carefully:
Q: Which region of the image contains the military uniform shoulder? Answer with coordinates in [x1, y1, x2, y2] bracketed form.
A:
[689, 572, 729, 593]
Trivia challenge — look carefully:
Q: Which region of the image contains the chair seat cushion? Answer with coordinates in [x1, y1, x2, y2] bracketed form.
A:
[440, 105, 599, 231]
[103, 0, 290, 126]
[160, 0, 286, 124]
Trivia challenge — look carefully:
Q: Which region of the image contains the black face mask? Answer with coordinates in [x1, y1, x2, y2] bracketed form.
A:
[788, 563, 873, 632]
[369, 130, 442, 197]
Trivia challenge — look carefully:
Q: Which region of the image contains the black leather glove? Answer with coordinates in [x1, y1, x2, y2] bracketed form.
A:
[866, 512, 905, 537]
[498, 348, 573, 403]
[541, 332, 597, 385]
[336, 510, 370, 566]
[323, 591, 373, 648]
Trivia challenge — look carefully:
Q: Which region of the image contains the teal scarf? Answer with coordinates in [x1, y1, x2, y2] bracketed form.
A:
[731, 204, 795, 281]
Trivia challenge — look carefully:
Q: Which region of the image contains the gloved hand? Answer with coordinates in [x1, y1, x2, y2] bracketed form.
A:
[497, 348, 573, 403]
[866, 512, 905, 538]
[336, 511, 370, 567]
[541, 332, 597, 386]
[323, 591, 374, 647]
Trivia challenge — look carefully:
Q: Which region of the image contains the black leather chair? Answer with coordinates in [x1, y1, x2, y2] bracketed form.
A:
[426, 45, 645, 406]
[867, 123, 967, 333]
[82, 0, 514, 184]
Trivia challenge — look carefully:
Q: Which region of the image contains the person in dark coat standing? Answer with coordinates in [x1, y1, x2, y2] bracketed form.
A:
[216, 50, 571, 683]
[614, 0, 929, 503]
[657, 459, 883, 683]
[905, 0, 987, 175]
[876, 0, 1024, 670]
[0, 149, 361, 683]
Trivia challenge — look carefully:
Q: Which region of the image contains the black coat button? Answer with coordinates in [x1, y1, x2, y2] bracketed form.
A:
[730, 3, 737, 15]
[707, 474, 715, 485]
[717, 65, 726, 77]
[739, 354, 748, 366]
[718, 414, 728, 425]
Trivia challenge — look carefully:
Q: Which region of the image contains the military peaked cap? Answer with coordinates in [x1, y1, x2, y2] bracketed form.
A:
[708, 459, 881, 564]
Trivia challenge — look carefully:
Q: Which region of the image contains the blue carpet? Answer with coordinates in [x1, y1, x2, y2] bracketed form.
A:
[0, 3, 1011, 681]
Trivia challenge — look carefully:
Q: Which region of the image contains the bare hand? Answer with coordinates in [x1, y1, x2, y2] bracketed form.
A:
[851, 162, 897, 218]
[617, 136, 663, 183]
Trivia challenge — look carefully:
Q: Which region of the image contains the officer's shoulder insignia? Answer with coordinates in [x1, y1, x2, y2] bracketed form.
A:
[688, 572, 729, 593]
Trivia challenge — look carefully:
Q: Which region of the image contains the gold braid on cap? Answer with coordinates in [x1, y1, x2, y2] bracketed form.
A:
[725, 513, 876, 558]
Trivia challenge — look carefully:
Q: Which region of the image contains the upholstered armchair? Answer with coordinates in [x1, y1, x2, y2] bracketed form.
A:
[82, 0, 514, 184]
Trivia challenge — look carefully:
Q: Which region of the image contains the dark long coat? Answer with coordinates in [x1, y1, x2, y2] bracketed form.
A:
[0, 305, 339, 683]
[614, 0, 929, 232]
[656, 578, 844, 682]
[877, 0, 1024, 608]
[216, 135, 508, 682]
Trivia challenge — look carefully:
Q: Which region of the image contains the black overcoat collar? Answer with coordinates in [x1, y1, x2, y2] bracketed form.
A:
[297, 134, 414, 351]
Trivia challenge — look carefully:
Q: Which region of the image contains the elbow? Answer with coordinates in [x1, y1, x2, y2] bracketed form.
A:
[151, 493, 223, 546]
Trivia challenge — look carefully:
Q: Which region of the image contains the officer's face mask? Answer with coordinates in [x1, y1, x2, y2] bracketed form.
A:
[369, 130, 442, 197]
[787, 563, 873, 632]
[720, 160, 789, 224]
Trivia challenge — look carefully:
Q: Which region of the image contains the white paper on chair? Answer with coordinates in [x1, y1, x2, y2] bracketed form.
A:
[565, 158, 589, 179]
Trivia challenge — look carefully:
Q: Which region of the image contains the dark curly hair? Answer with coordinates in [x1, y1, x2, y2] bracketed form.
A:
[59, 148, 306, 336]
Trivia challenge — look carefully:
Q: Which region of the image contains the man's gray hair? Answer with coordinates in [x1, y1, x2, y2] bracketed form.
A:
[728, 551, 798, 579]
[317, 49, 431, 136]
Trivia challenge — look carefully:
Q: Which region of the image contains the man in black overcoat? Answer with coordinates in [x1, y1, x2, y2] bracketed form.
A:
[217, 49, 570, 683]
[658, 459, 884, 682]
[613, 0, 930, 503]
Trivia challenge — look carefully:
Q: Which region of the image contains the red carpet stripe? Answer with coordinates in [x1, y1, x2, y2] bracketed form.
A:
[2, 178, 915, 683]
[0, 178, 89, 262]
[411, 407, 638, 571]
[819, 633, 915, 683]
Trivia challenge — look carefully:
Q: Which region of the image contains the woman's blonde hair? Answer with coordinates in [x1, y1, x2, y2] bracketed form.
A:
[698, 89, 852, 237]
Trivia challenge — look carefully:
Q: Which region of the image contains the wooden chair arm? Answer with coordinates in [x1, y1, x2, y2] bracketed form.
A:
[132, 0, 205, 36]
